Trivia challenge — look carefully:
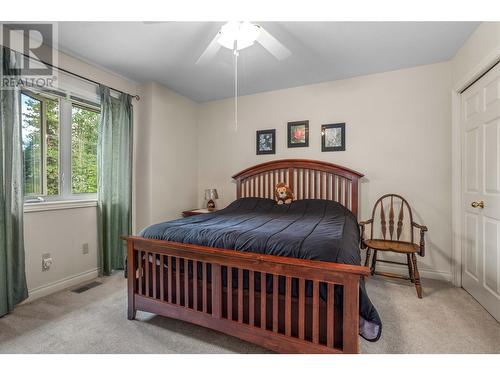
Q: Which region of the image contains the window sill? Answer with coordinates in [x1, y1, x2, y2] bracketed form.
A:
[24, 199, 98, 213]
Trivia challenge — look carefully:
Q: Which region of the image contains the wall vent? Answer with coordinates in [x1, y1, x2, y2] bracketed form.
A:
[71, 281, 102, 293]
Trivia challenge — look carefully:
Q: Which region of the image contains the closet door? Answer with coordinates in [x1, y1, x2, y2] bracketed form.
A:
[461, 62, 500, 322]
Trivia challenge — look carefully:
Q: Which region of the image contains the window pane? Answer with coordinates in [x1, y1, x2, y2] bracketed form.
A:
[21, 93, 42, 196]
[71, 105, 99, 194]
[46, 98, 60, 195]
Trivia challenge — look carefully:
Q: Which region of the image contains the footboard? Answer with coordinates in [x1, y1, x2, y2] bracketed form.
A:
[124, 236, 370, 354]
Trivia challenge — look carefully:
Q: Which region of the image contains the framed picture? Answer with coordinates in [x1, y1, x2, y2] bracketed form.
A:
[321, 123, 346, 152]
[287, 120, 309, 148]
[256, 129, 276, 155]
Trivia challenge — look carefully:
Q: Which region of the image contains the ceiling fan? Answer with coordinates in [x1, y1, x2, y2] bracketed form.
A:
[194, 22, 291, 131]
[143, 21, 290, 130]
[196, 21, 291, 65]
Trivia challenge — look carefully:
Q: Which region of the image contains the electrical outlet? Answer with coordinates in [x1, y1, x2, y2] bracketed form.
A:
[82, 243, 89, 255]
[42, 253, 53, 271]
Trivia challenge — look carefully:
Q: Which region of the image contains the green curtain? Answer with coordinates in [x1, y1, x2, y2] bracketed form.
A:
[0, 47, 29, 317]
[97, 85, 133, 276]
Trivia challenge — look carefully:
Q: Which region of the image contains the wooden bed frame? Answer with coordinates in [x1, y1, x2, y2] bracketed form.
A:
[123, 159, 369, 353]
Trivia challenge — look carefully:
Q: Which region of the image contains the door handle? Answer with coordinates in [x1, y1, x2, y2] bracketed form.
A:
[471, 201, 485, 209]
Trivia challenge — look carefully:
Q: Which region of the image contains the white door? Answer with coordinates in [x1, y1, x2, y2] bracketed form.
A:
[461, 62, 500, 322]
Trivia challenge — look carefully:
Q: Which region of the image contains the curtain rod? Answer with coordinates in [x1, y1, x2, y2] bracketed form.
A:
[12, 48, 140, 101]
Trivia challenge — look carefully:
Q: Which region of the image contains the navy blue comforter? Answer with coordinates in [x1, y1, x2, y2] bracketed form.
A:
[140, 197, 381, 341]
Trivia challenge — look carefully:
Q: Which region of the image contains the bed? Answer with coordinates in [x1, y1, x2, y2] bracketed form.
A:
[123, 159, 381, 353]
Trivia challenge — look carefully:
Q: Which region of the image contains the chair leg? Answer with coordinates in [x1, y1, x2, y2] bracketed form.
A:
[411, 253, 422, 298]
[407, 254, 414, 283]
[370, 250, 377, 275]
[364, 248, 371, 267]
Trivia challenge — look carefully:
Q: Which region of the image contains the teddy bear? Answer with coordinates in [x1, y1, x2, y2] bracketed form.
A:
[275, 182, 294, 205]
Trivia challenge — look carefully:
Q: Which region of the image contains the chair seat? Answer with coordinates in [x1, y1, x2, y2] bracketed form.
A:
[363, 239, 419, 253]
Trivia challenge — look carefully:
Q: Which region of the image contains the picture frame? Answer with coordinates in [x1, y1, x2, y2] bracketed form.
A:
[287, 120, 309, 148]
[321, 123, 345, 152]
[256, 129, 276, 155]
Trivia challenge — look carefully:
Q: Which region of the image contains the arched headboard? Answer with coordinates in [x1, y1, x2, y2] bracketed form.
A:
[232, 159, 364, 217]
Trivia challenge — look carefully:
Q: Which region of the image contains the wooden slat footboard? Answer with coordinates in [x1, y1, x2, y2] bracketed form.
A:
[124, 236, 370, 354]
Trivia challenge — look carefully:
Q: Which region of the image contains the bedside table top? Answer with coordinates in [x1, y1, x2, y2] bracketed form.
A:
[182, 208, 218, 216]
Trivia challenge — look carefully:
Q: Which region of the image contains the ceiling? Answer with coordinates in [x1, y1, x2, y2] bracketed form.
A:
[57, 22, 479, 102]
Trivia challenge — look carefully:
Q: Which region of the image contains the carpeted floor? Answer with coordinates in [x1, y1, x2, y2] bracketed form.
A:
[1, 274, 499, 354]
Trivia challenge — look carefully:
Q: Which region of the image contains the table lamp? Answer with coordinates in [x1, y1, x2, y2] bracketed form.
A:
[205, 189, 219, 211]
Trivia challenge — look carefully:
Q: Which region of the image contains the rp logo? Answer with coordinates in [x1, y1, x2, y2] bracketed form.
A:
[1, 23, 55, 76]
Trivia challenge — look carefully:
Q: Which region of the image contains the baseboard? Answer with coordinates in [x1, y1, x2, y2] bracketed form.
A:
[24, 268, 100, 303]
[371, 263, 452, 282]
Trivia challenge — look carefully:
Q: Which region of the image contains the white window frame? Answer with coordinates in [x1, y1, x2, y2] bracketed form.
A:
[21, 89, 100, 204]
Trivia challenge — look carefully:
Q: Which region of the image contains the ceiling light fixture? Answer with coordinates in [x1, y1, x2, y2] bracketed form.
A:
[196, 21, 291, 133]
[217, 21, 261, 51]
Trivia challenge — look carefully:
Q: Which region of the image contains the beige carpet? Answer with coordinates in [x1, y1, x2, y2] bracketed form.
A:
[1, 273, 499, 354]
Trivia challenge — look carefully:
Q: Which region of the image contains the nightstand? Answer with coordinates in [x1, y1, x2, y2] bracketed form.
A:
[182, 208, 218, 217]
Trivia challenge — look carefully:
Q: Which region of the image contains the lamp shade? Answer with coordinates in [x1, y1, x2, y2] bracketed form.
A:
[205, 189, 219, 200]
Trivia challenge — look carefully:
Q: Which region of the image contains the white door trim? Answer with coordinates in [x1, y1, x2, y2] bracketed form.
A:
[451, 48, 500, 287]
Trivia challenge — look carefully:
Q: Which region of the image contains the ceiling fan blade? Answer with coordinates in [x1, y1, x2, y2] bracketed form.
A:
[256, 26, 291, 61]
[196, 32, 222, 65]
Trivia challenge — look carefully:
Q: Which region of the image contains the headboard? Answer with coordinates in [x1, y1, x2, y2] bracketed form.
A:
[232, 159, 364, 217]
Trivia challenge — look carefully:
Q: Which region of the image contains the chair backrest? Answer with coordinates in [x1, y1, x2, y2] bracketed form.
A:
[369, 194, 414, 243]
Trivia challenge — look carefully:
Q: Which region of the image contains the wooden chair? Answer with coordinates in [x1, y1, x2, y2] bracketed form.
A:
[359, 194, 428, 298]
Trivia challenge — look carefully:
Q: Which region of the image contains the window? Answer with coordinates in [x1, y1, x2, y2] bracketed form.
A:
[21, 92, 60, 197]
[21, 91, 100, 202]
[71, 105, 99, 194]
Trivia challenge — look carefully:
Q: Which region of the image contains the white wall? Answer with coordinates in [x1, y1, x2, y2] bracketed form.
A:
[135, 82, 199, 230]
[197, 62, 453, 280]
[134, 82, 153, 231]
[24, 206, 98, 300]
[452, 22, 500, 87]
